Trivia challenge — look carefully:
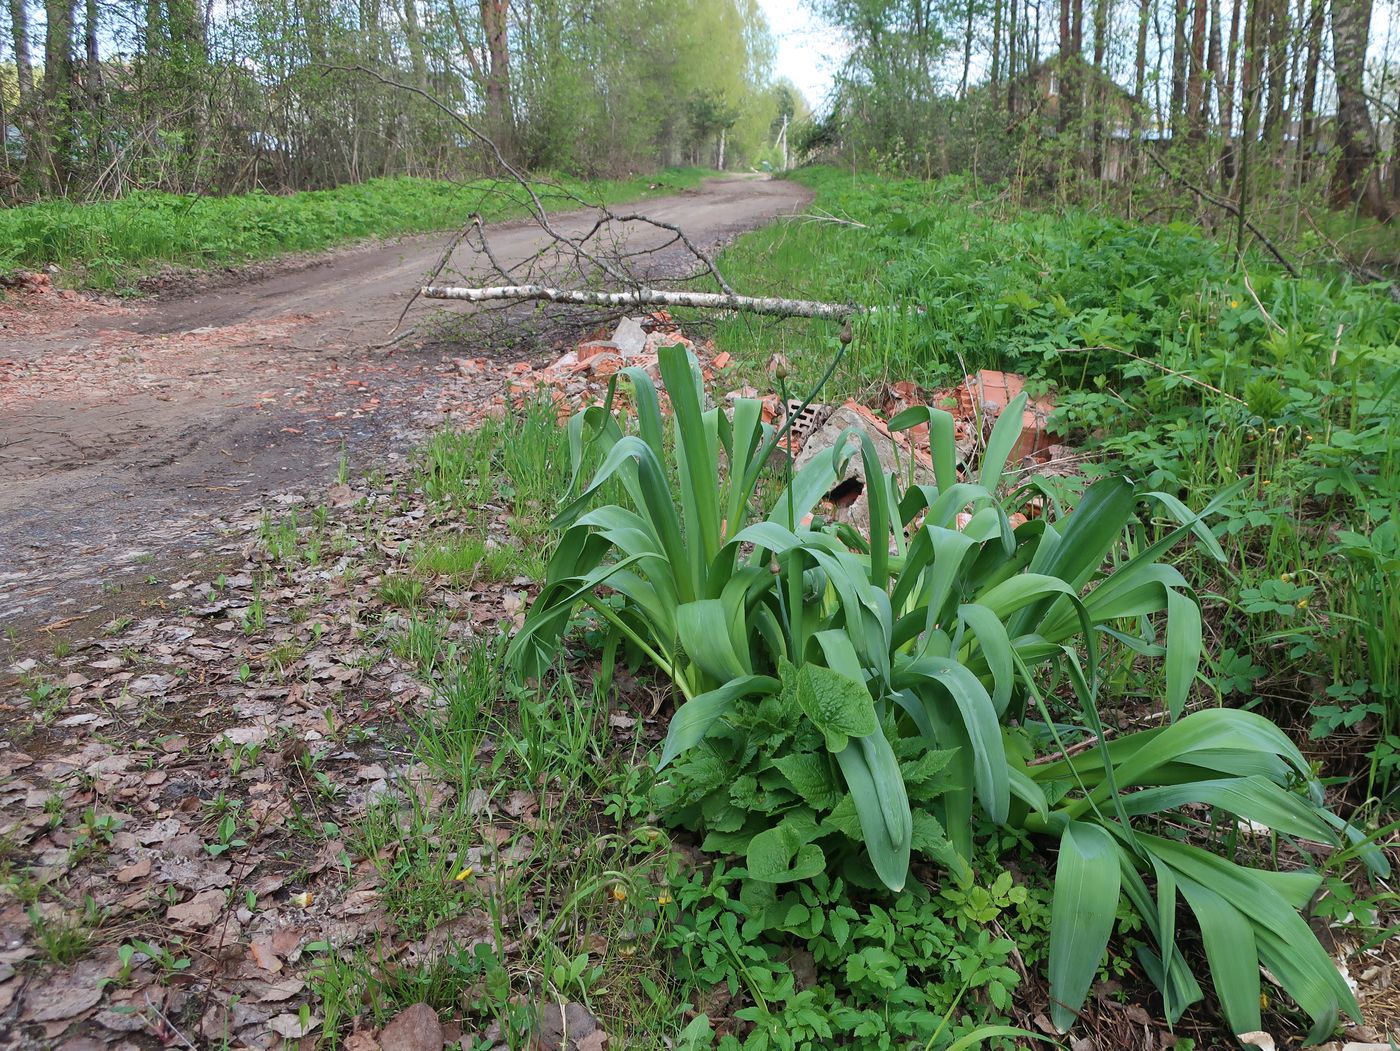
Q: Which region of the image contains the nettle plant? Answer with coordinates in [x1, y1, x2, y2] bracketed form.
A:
[508, 345, 1386, 1043]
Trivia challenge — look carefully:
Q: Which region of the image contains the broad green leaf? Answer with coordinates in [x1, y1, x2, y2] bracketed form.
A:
[1175, 876, 1262, 1037]
[677, 599, 750, 683]
[945, 1028, 1060, 1051]
[658, 675, 780, 768]
[896, 657, 1009, 823]
[1164, 588, 1202, 720]
[834, 724, 911, 891]
[796, 661, 877, 751]
[958, 602, 1015, 715]
[980, 391, 1029, 492]
[746, 815, 826, 883]
[773, 753, 841, 810]
[1048, 821, 1121, 1033]
[1118, 775, 1338, 844]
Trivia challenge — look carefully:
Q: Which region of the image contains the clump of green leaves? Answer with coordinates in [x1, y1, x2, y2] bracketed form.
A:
[665, 860, 1047, 1051]
[509, 345, 1385, 1042]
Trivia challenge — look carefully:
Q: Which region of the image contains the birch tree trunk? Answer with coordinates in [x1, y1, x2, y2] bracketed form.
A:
[1330, 0, 1390, 218]
[421, 284, 863, 320]
[1008, 0, 1020, 116]
[1205, 0, 1224, 131]
[991, 0, 1004, 108]
[1263, 0, 1287, 145]
[1091, 0, 1107, 179]
[1058, 0, 1073, 134]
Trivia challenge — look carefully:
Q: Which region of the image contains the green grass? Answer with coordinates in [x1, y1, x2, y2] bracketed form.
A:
[703, 165, 1400, 799]
[0, 167, 715, 290]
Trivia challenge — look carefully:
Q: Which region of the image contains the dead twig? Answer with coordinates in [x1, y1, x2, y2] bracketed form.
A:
[1241, 270, 1285, 333]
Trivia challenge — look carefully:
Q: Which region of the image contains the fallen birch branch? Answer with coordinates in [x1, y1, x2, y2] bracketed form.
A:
[420, 284, 863, 320]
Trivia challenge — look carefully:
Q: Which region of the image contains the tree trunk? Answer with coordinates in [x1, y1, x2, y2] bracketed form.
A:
[1262, 0, 1286, 144]
[402, 0, 429, 88]
[42, 0, 75, 192]
[9, 0, 35, 102]
[422, 284, 864, 321]
[1091, 0, 1107, 178]
[1008, 0, 1020, 116]
[1237, 0, 1261, 258]
[1296, 0, 1322, 173]
[959, 0, 975, 97]
[1058, 0, 1073, 133]
[1205, 0, 1224, 130]
[1170, 0, 1189, 140]
[1331, 0, 1389, 218]
[991, 0, 1004, 108]
[1186, 0, 1208, 137]
[1220, 0, 1242, 182]
[1132, 0, 1149, 127]
[83, 0, 100, 104]
[479, 0, 515, 162]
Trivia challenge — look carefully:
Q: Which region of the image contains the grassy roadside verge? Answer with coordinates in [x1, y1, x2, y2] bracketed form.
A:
[704, 165, 1400, 801]
[0, 167, 715, 292]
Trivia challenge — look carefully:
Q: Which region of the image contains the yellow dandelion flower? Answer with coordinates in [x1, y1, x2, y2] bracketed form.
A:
[1230, 299, 1240, 309]
[454, 866, 474, 881]
[1297, 598, 1309, 609]
[611, 885, 627, 903]
[1280, 573, 1292, 582]
[657, 893, 673, 906]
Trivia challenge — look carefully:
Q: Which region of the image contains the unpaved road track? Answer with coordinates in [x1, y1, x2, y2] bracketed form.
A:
[0, 176, 811, 631]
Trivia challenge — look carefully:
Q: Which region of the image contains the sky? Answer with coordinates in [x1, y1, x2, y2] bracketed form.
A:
[756, 0, 842, 112]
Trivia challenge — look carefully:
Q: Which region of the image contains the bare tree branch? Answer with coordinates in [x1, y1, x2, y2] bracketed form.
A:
[421, 284, 862, 320]
[1146, 147, 1299, 276]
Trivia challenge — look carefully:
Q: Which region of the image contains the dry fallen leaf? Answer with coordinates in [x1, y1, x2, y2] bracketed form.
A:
[114, 856, 152, 883]
[166, 888, 227, 928]
[378, 1002, 443, 1051]
[269, 1011, 322, 1038]
[256, 977, 306, 1003]
[248, 936, 282, 973]
[20, 954, 116, 1022]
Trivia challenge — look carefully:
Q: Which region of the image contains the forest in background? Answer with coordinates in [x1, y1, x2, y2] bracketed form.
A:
[6, 0, 1400, 270]
[0, 0, 804, 197]
[809, 0, 1400, 265]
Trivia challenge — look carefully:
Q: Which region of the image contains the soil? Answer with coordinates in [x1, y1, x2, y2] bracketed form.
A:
[0, 175, 812, 638]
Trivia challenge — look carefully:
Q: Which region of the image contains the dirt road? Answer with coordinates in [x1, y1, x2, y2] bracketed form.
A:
[0, 176, 811, 631]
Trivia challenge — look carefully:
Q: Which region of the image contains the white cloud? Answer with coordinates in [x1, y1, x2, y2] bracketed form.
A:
[756, 0, 845, 111]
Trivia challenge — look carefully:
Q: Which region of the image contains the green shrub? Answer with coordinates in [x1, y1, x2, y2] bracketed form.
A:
[508, 344, 1387, 1041]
